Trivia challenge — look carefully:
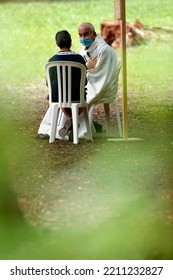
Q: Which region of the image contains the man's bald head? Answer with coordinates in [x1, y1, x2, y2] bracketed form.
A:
[78, 22, 95, 34]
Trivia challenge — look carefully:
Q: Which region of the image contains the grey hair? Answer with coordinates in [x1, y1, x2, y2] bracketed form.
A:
[79, 22, 95, 33]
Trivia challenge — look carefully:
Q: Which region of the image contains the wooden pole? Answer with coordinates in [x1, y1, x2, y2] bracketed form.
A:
[120, 0, 128, 139]
[114, 0, 128, 139]
[109, 0, 143, 141]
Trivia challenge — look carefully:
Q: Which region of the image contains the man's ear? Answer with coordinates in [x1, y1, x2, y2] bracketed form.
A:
[92, 32, 97, 40]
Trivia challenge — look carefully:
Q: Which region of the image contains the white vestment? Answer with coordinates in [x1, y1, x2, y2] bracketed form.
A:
[81, 34, 118, 104]
[38, 35, 119, 139]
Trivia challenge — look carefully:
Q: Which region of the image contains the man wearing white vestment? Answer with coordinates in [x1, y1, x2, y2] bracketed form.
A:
[78, 22, 118, 105]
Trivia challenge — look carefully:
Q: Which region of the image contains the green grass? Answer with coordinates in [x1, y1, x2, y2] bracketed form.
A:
[126, 0, 173, 25]
[0, 0, 173, 260]
[1, 0, 173, 84]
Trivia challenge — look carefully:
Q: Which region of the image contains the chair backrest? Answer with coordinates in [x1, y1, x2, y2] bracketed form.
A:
[45, 61, 87, 107]
[110, 58, 121, 100]
[116, 58, 122, 82]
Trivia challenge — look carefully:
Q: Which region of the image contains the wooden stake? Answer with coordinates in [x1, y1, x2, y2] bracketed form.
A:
[110, 0, 143, 142]
[120, 0, 128, 139]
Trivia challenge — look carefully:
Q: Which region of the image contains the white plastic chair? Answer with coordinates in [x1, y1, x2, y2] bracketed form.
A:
[46, 61, 93, 144]
[89, 60, 122, 137]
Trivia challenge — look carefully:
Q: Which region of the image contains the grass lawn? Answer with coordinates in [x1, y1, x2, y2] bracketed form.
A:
[0, 0, 173, 259]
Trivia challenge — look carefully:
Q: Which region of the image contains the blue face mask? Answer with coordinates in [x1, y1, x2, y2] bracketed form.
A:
[80, 37, 93, 47]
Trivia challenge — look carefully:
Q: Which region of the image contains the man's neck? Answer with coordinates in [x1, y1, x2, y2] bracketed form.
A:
[60, 48, 71, 51]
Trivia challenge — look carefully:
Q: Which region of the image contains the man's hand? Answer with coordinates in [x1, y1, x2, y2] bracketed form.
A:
[86, 56, 97, 70]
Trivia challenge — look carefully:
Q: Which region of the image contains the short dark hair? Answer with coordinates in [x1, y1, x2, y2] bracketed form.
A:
[55, 30, 71, 48]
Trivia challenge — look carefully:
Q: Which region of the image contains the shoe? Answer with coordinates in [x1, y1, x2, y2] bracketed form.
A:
[37, 134, 49, 139]
[68, 129, 73, 142]
[93, 121, 102, 133]
[59, 119, 72, 138]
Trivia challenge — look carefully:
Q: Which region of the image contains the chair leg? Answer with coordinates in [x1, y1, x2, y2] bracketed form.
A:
[71, 106, 79, 144]
[114, 99, 122, 137]
[83, 107, 93, 142]
[49, 105, 59, 143]
[104, 104, 111, 136]
[88, 104, 96, 135]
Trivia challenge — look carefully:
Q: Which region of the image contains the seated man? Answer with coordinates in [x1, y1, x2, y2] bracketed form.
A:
[78, 22, 119, 105]
[38, 30, 86, 139]
[77, 22, 119, 137]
